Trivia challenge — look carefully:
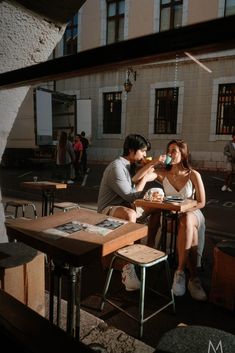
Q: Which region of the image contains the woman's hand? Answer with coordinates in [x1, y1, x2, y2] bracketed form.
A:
[144, 170, 157, 182]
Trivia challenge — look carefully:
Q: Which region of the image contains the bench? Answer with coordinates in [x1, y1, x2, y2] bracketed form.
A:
[0, 289, 93, 353]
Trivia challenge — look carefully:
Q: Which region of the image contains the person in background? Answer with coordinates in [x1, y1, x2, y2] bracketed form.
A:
[55, 131, 75, 184]
[80, 131, 89, 174]
[221, 130, 235, 192]
[97, 134, 164, 291]
[152, 139, 207, 301]
[73, 134, 83, 179]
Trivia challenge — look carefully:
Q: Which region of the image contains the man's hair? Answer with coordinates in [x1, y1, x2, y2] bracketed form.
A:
[123, 134, 151, 156]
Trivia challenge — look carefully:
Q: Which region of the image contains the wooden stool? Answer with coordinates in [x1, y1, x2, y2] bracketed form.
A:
[100, 244, 175, 338]
[53, 202, 80, 213]
[210, 240, 235, 310]
[5, 200, 37, 219]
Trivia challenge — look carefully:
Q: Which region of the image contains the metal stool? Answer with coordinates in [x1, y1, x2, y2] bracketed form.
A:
[4, 200, 37, 219]
[100, 244, 175, 338]
[53, 202, 80, 213]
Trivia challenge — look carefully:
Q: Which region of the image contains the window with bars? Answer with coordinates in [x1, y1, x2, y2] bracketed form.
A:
[154, 88, 178, 134]
[63, 13, 78, 56]
[106, 0, 125, 44]
[159, 0, 183, 31]
[216, 84, 235, 134]
[103, 92, 122, 134]
[225, 0, 235, 16]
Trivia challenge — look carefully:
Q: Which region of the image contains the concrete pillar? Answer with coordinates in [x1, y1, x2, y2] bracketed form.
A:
[0, 0, 66, 241]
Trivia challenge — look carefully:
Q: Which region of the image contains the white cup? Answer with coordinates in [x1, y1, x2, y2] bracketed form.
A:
[33, 176, 38, 182]
[144, 187, 164, 201]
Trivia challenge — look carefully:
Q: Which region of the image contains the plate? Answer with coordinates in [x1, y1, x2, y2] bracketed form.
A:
[164, 195, 184, 202]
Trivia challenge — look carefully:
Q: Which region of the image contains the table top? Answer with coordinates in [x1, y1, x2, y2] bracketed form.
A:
[135, 198, 197, 212]
[21, 181, 67, 190]
[5, 208, 147, 267]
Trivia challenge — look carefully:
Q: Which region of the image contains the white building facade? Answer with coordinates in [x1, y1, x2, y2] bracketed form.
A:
[5, 0, 235, 170]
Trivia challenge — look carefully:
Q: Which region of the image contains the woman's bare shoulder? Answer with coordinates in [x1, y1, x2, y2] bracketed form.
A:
[190, 169, 202, 181]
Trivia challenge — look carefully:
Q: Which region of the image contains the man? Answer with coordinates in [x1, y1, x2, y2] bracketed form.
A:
[97, 134, 163, 291]
[221, 130, 235, 192]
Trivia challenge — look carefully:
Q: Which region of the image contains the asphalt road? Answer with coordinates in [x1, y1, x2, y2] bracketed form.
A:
[0, 164, 234, 238]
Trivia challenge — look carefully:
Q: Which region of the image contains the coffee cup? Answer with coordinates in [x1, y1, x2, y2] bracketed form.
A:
[144, 187, 164, 201]
[164, 155, 172, 165]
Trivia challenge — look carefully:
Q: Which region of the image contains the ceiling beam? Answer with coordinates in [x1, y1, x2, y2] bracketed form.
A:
[1, 14, 235, 89]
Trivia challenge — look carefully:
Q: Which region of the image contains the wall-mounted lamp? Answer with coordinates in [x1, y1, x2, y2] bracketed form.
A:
[123, 68, 137, 93]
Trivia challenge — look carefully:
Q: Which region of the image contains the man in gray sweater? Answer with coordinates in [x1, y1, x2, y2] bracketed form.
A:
[98, 134, 164, 291]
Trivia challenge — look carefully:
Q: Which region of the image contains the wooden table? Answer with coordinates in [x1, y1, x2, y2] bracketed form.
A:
[21, 181, 67, 216]
[5, 208, 147, 338]
[135, 198, 197, 264]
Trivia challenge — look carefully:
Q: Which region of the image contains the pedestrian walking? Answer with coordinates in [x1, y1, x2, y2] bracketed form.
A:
[80, 131, 89, 174]
[221, 130, 235, 192]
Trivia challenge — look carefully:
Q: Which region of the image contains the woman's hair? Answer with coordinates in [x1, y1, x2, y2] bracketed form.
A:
[59, 131, 68, 148]
[166, 139, 192, 170]
[123, 134, 151, 156]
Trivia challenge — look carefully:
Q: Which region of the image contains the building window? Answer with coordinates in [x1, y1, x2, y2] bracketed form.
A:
[159, 0, 183, 31]
[106, 0, 125, 44]
[225, 0, 235, 16]
[64, 13, 78, 56]
[216, 84, 235, 134]
[154, 88, 178, 134]
[103, 92, 122, 134]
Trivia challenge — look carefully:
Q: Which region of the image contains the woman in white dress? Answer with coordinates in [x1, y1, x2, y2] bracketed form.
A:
[155, 139, 207, 301]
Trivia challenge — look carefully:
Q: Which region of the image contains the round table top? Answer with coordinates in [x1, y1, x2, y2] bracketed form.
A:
[0, 242, 37, 268]
[155, 325, 235, 353]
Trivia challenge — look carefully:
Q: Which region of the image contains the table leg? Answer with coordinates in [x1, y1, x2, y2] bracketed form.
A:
[41, 190, 55, 216]
[158, 211, 179, 267]
[66, 265, 82, 338]
[49, 258, 55, 324]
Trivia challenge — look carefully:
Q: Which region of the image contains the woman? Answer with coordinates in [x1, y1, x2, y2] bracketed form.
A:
[55, 131, 75, 184]
[155, 139, 207, 301]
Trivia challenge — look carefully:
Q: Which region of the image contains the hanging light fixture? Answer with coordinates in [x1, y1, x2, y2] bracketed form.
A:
[123, 68, 137, 93]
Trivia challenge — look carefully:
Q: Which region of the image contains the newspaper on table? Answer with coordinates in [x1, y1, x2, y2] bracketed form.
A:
[43, 218, 127, 238]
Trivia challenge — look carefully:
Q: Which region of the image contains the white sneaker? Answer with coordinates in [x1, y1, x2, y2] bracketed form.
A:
[67, 180, 74, 184]
[121, 264, 140, 291]
[172, 270, 186, 296]
[188, 277, 207, 301]
[221, 185, 227, 191]
[227, 187, 232, 192]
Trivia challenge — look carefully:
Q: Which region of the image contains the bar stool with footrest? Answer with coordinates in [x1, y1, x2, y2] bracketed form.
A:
[4, 200, 37, 219]
[53, 202, 80, 213]
[100, 244, 175, 338]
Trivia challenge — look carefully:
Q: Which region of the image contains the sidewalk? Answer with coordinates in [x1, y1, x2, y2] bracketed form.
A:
[1, 165, 235, 348]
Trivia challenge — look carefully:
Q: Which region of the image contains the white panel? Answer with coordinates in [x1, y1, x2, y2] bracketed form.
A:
[76, 99, 91, 137]
[36, 90, 52, 136]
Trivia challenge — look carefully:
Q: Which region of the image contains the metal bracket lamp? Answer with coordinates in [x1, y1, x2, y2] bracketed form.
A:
[123, 68, 137, 93]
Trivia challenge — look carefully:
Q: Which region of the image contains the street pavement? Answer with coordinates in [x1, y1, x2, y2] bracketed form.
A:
[1, 164, 234, 238]
[0, 163, 235, 349]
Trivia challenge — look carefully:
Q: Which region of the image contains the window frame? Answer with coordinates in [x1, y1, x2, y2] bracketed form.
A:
[106, 0, 125, 44]
[159, 0, 183, 31]
[63, 13, 78, 56]
[154, 87, 179, 134]
[224, 0, 235, 16]
[216, 83, 235, 135]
